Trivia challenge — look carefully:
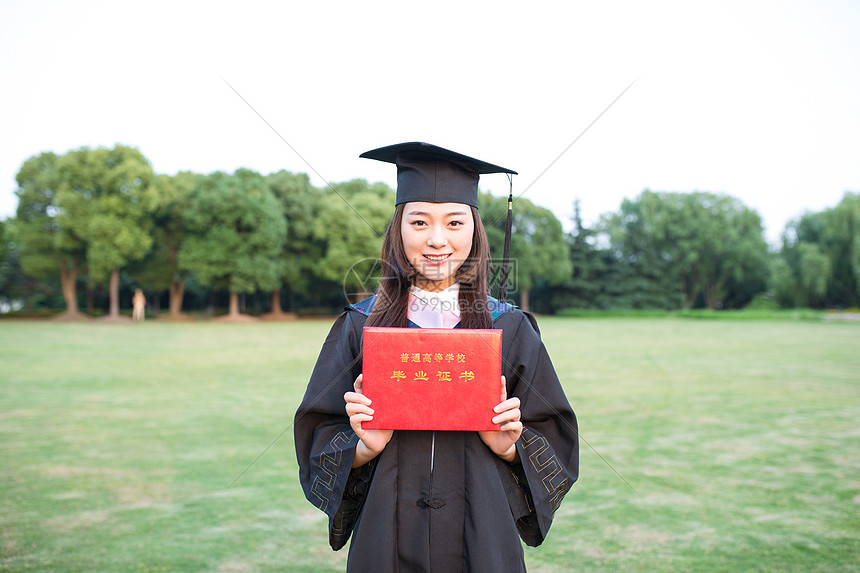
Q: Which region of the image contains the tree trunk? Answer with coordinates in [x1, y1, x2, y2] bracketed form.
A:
[520, 288, 530, 313]
[108, 268, 120, 318]
[168, 276, 185, 317]
[704, 275, 727, 310]
[86, 287, 94, 312]
[228, 291, 240, 317]
[703, 275, 715, 309]
[679, 271, 694, 310]
[270, 289, 284, 315]
[59, 260, 80, 314]
[24, 277, 36, 312]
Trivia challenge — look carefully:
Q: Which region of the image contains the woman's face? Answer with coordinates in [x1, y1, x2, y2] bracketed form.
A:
[400, 201, 474, 293]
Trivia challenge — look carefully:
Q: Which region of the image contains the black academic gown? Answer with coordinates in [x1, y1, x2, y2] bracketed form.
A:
[294, 296, 579, 573]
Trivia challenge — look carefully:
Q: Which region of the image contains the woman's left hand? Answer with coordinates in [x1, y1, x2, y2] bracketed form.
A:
[478, 375, 522, 462]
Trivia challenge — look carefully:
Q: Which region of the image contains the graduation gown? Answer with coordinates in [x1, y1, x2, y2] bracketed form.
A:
[294, 295, 579, 572]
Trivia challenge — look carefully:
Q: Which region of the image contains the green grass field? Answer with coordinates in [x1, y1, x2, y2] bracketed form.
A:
[1, 317, 858, 572]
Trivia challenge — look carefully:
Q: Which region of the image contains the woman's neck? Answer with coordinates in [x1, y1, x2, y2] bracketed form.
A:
[412, 278, 457, 293]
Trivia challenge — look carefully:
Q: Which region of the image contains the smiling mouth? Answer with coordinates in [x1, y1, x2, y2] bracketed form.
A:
[423, 254, 451, 263]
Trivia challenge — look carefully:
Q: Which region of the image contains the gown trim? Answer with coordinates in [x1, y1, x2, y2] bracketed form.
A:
[347, 294, 515, 321]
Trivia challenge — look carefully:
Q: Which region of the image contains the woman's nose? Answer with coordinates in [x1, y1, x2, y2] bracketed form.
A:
[427, 227, 448, 248]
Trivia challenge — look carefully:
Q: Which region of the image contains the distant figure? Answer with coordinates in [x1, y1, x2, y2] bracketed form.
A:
[132, 289, 146, 322]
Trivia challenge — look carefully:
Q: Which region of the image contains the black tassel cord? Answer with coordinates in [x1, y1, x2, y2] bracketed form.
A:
[498, 174, 513, 302]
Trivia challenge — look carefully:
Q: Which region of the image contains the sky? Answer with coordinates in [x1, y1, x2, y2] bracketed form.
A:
[1, 0, 858, 245]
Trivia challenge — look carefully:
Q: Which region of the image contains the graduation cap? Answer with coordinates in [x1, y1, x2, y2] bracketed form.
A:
[360, 142, 518, 301]
[359, 142, 516, 208]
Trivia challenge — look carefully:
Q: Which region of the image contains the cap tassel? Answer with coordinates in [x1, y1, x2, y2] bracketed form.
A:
[499, 176, 513, 302]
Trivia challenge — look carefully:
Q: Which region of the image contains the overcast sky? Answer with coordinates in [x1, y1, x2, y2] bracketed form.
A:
[1, 0, 858, 245]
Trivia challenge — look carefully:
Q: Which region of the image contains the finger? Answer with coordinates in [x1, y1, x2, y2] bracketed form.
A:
[500, 375, 507, 402]
[492, 409, 521, 425]
[493, 397, 520, 414]
[345, 391, 371, 405]
[345, 399, 373, 412]
[350, 412, 374, 424]
[354, 374, 363, 394]
[499, 420, 523, 434]
[349, 412, 374, 434]
[345, 403, 374, 416]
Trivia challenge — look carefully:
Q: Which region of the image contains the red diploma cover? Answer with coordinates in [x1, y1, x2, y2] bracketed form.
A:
[361, 327, 503, 431]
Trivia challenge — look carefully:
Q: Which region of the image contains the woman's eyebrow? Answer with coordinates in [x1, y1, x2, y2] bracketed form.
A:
[406, 210, 469, 217]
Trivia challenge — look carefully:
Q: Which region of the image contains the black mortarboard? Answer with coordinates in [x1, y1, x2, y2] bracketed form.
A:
[360, 141, 519, 301]
[359, 142, 517, 208]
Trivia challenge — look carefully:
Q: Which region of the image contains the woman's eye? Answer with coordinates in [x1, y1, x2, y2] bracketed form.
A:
[449, 220, 463, 227]
[411, 220, 427, 227]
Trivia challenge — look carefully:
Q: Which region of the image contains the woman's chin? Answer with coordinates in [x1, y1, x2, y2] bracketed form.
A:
[415, 275, 454, 291]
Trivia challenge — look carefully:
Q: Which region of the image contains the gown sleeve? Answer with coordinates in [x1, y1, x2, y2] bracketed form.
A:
[293, 310, 374, 550]
[498, 310, 579, 546]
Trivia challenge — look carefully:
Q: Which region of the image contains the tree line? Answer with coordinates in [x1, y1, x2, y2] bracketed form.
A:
[0, 144, 857, 318]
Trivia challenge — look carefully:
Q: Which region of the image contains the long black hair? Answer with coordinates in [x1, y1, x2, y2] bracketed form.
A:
[366, 204, 493, 329]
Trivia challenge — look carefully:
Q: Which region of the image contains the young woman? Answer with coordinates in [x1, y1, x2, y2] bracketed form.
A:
[294, 142, 579, 572]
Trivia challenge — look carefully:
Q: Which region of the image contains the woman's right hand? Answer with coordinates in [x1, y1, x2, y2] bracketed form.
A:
[345, 374, 393, 467]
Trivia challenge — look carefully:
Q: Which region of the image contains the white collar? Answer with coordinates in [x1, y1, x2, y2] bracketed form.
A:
[409, 283, 461, 316]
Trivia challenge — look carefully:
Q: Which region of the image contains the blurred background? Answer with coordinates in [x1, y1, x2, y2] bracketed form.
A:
[1, 4, 859, 571]
[1, 0, 859, 319]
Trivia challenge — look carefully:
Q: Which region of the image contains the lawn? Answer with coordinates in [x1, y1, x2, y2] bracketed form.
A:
[0, 317, 858, 572]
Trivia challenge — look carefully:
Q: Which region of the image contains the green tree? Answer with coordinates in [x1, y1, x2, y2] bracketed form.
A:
[599, 202, 679, 309]
[538, 200, 607, 313]
[566, 201, 604, 306]
[312, 179, 393, 303]
[816, 192, 860, 306]
[0, 220, 54, 313]
[265, 170, 319, 315]
[604, 190, 769, 309]
[481, 193, 573, 312]
[774, 229, 831, 308]
[54, 145, 156, 320]
[775, 192, 860, 308]
[769, 255, 797, 307]
[798, 242, 831, 305]
[0, 220, 19, 310]
[128, 171, 201, 318]
[0, 219, 6, 268]
[180, 169, 287, 319]
[14, 151, 88, 318]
